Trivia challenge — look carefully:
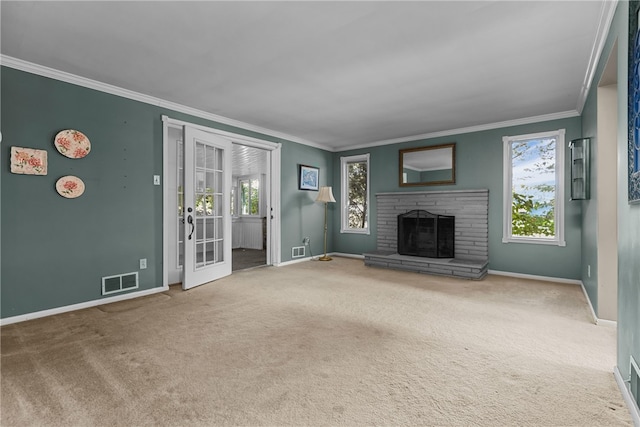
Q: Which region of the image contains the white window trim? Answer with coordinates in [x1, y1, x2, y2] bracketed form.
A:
[340, 153, 370, 235]
[230, 185, 237, 218]
[237, 174, 261, 217]
[502, 129, 566, 247]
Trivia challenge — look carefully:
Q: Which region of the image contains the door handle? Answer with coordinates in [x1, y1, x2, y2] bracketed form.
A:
[187, 214, 194, 240]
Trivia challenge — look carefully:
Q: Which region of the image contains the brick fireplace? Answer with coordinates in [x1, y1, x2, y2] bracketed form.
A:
[364, 189, 489, 279]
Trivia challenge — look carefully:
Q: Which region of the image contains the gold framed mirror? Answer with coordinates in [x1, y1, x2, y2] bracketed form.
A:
[399, 143, 456, 186]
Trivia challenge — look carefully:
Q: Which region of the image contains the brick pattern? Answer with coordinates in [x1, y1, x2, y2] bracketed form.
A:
[375, 190, 489, 262]
[364, 252, 488, 280]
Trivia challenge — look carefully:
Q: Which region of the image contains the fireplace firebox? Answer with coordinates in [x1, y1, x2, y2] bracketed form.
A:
[397, 210, 454, 258]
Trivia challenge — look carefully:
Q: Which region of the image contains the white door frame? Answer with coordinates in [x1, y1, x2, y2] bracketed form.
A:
[162, 115, 282, 288]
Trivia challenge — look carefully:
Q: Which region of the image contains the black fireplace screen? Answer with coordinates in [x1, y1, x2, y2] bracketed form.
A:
[397, 210, 454, 258]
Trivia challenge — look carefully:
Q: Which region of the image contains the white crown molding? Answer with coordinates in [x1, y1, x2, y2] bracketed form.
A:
[1, 54, 587, 154]
[339, 110, 580, 152]
[0, 55, 329, 151]
[576, 0, 618, 114]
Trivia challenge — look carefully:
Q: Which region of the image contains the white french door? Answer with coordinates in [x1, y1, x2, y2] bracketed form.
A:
[183, 126, 232, 290]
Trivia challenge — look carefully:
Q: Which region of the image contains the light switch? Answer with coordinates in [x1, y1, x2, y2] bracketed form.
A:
[153, 175, 161, 185]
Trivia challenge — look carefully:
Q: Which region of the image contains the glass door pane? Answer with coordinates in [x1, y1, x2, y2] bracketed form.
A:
[183, 126, 232, 290]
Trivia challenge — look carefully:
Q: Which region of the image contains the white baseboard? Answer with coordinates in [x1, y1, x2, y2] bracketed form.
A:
[331, 252, 365, 260]
[277, 256, 313, 267]
[0, 286, 169, 326]
[614, 366, 640, 426]
[487, 269, 582, 285]
[488, 270, 618, 327]
[596, 318, 618, 327]
[577, 282, 618, 327]
[277, 252, 363, 267]
[579, 281, 599, 325]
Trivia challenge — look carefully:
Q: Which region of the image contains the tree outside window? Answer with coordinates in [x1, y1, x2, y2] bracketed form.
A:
[503, 129, 565, 246]
[239, 178, 259, 216]
[341, 154, 370, 234]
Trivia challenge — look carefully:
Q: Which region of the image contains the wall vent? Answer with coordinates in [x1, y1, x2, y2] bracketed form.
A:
[292, 246, 305, 258]
[631, 356, 640, 409]
[102, 272, 139, 296]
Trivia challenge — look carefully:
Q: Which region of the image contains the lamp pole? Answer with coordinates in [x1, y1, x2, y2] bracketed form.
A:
[319, 201, 331, 261]
[315, 186, 335, 261]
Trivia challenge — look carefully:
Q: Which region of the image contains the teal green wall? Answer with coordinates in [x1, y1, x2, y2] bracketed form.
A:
[610, 0, 639, 385]
[402, 168, 420, 183]
[401, 168, 452, 183]
[2, 68, 162, 318]
[280, 142, 334, 262]
[0, 67, 330, 318]
[581, 71, 599, 314]
[419, 168, 452, 182]
[332, 117, 584, 279]
[580, 1, 627, 318]
[582, 0, 639, 383]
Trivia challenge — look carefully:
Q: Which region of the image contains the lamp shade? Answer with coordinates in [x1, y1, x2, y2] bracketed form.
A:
[316, 186, 336, 203]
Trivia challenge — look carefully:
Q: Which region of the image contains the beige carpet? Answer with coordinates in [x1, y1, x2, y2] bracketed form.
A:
[1, 257, 632, 426]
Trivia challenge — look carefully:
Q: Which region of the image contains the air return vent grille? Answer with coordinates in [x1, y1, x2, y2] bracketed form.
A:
[102, 272, 139, 296]
[292, 246, 305, 258]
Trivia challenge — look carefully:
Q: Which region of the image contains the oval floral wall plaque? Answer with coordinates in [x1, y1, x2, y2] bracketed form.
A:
[56, 175, 85, 199]
[54, 129, 91, 159]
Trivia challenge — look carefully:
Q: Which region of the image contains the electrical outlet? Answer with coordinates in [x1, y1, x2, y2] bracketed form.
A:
[140, 258, 147, 269]
[302, 237, 310, 245]
[587, 265, 591, 278]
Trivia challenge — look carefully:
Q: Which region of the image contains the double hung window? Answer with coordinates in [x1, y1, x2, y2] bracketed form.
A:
[238, 176, 260, 216]
[502, 129, 565, 246]
[340, 154, 370, 234]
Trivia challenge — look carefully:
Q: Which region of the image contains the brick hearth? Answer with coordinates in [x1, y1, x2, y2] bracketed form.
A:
[363, 189, 489, 280]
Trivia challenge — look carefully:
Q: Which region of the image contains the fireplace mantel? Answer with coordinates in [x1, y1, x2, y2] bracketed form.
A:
[364, 189, 489, 279]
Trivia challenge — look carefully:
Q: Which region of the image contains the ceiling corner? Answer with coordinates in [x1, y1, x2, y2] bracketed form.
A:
[576, 0, 619, 114]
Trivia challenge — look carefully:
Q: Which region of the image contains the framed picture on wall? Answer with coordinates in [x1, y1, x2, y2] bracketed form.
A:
[298, 164, 319, 191]
[10, 146, 48, 175]
[628, 0, 640, 202]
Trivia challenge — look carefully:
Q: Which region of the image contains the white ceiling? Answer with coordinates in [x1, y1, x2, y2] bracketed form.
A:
[1, 1, 611, 151]
[403, 146, 453, 171]
[232, 144, 268, 177]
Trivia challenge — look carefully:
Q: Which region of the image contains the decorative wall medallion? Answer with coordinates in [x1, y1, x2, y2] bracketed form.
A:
[56, 175, 85, 198]
[10, 146, 48, 175]
[54, 129, 91, 159]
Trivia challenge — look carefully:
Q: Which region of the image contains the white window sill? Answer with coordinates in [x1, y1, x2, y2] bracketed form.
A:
[340, 228, 370, 235]
[502, 237, 566, 247]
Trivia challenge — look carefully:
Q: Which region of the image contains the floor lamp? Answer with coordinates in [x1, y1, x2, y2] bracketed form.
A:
[316, 186, 336, 261]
